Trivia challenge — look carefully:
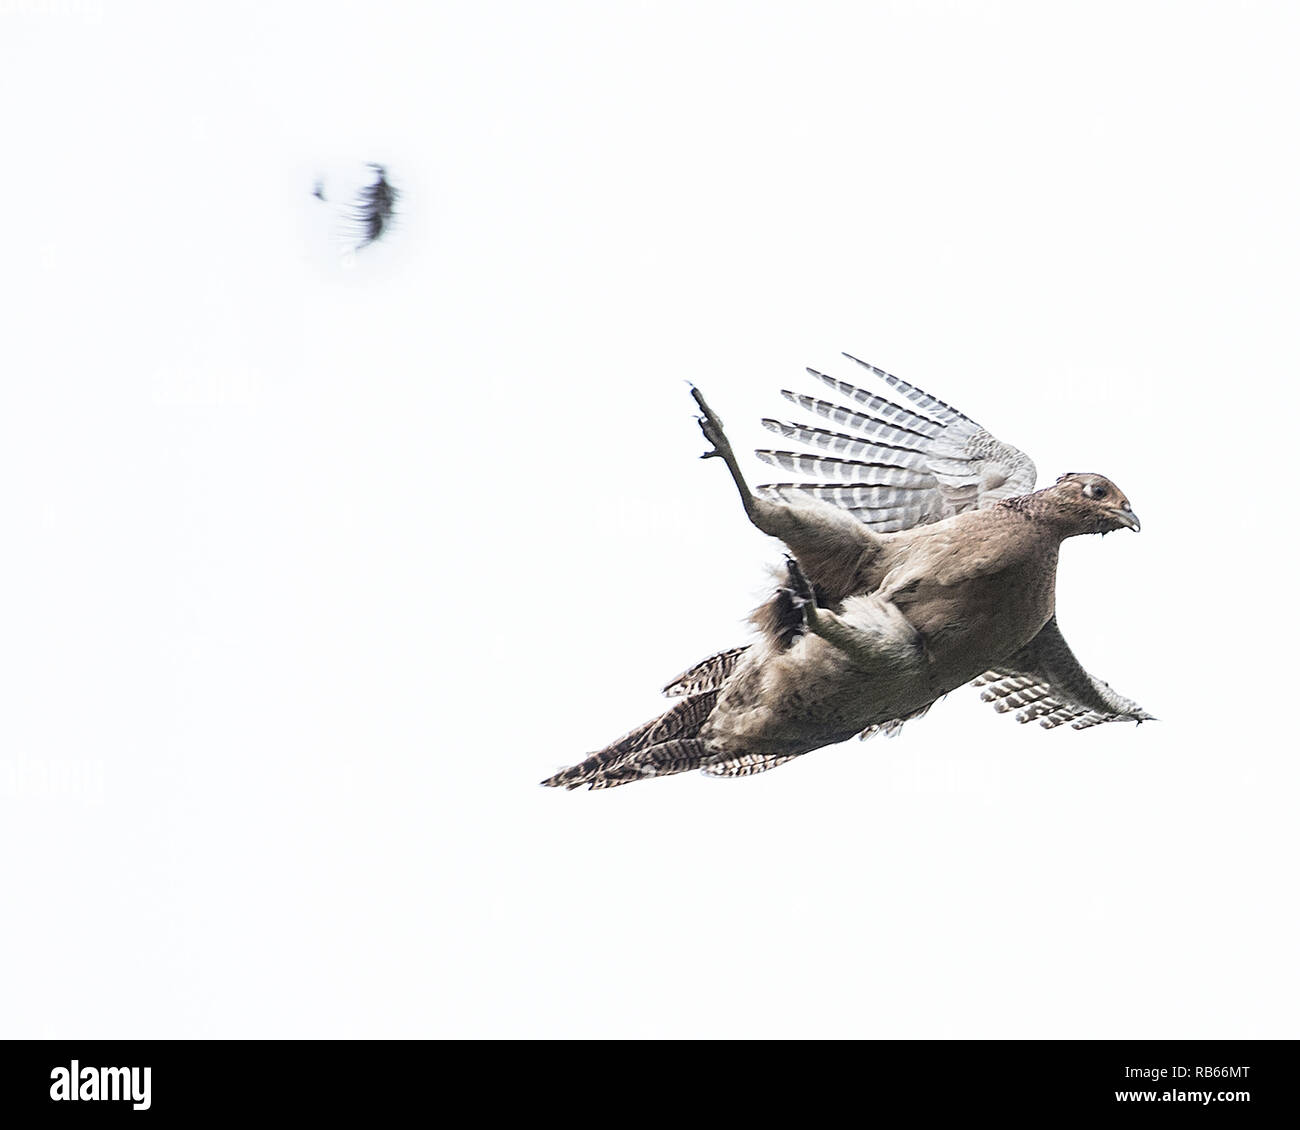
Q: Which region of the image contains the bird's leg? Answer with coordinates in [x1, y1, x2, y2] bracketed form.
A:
[799, 585, 924, 675]
[780, 554, 844, 645]
[691, 387, 879, 596]
[692, 386, 768, 528]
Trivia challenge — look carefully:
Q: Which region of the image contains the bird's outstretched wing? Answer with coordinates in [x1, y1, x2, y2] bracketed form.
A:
[973, 617, 1154, 730]
[755, 354, 1037, 533]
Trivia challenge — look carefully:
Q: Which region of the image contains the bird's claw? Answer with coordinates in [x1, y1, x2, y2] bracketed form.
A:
[781, 555, 814, 609]
[691, 387, 732, 461]
[698, 415, 721, 459]
[779, 555, 820, 631]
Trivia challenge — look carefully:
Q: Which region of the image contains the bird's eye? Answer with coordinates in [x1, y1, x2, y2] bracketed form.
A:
[1083, 483, 1108, 500]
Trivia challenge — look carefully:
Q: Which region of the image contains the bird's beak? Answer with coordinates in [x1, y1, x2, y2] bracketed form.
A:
[1112, 507, 1140, 532]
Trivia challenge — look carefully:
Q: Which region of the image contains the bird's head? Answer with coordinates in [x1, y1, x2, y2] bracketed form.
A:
[1046, 473, 1140, 535]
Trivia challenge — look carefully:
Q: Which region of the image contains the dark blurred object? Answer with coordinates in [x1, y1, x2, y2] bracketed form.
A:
[350, 164, 398, 250]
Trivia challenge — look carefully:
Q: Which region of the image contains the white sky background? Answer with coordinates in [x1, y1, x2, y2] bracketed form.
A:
[3, 0, 1298, 1037]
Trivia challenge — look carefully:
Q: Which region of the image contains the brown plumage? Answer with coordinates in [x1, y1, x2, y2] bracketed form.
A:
[543, 358, 1152, 790]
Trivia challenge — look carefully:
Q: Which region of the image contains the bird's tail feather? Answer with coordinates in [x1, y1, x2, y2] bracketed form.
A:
[702, 752, 805, 777]
[661, 646, 748, 697]
[541, 690, 721, 790]
[584, 740, 712, 790]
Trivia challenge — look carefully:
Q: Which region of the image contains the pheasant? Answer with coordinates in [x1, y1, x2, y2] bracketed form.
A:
[543, 356, 1152, 790]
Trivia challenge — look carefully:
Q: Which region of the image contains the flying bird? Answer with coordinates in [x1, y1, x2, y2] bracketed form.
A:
[543, 355, 1153, 790]
[311, 163, 400, 251]
[348, 163, 398, 250]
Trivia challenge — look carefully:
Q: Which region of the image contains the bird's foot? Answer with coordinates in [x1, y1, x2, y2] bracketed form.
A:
[691, 386, 736, 464]
[781, 554, 813, 605]
[780, 555, 820, 631]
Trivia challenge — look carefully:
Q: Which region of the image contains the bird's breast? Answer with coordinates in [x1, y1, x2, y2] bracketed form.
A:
[901, 560, 1056, 689]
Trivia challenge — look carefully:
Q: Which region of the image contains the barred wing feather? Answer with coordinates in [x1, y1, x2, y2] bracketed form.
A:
[973, 618, 1155, 730]
[756, 355, 1037, 533]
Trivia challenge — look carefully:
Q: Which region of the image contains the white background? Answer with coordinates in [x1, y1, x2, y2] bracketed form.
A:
[3, 0, 1297, 1037]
